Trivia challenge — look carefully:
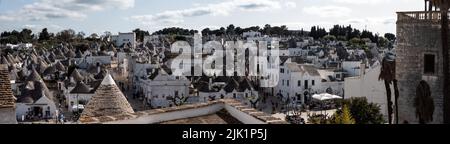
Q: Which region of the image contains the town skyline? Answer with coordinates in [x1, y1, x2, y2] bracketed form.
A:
[0, 0, 421, 35]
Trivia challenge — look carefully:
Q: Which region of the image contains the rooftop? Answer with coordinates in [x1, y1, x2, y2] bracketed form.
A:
[80, 74, 134, 118]
[160, 109, 243, 124]
[0, 64, 15, 108]
[79, 99, 288, 124]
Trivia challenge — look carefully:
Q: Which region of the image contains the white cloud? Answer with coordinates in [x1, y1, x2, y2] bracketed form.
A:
[303, 6, 352, 18]
[284, 1, 297, 9]
[332, 0, 389, 4]
[131, 0, 291, 25]
[337, 17, 396, 34]
[22, 24, 63, 33]
[0, 0, 135, 21]
[45, 0, 135, 11]
[340, 17, 395, 25]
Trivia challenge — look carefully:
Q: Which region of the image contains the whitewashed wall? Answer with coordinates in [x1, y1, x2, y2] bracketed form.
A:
[344, 65, 392, 120]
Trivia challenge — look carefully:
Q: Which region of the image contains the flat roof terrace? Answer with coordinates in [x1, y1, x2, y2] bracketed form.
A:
[160, 109, 243, 124]
[397, 11, 450, 23]
[79, 99, 288, 124]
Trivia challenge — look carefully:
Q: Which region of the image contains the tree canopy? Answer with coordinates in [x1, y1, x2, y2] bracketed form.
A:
[338, 97, 385, 124]
[133, 28, 150, 42]
[0, 29, 34, 44]
[152, 27, 198, 36]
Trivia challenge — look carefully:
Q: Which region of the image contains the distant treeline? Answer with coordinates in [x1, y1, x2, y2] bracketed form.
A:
[1, 24, 396, 46]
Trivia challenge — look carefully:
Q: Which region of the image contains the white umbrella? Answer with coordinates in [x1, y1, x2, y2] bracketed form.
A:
[72, 104, 85, 110]
[312, 93, 342, 101]
[312, 93, 342, 115]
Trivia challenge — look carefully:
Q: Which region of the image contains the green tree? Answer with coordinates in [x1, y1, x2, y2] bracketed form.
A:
[201, 28, 211, 36]
[90, 33, 99, 39]
[377, 37, 388, 48]
[76, 31, 86, 41]
[339, 97, 385, 124]
[384, 33, 396, 42]
[324, 35, 337, 41]
[133, 28, 150, 42]
[235, 27, 243, 35]
[153, 27, 197, 35]
[349, 37, 362, 48]
[38, 28, 51, 42]
[226, 24, 235, 35]
[334, 105, 355, 124]
[19, 28, 33, 43]
[263, 24, 271, 35]
[56, 29, 76, 42]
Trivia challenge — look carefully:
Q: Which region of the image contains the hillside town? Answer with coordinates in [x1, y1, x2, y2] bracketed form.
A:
[2, 0, 450, 125]
[0, 23, 399, 124]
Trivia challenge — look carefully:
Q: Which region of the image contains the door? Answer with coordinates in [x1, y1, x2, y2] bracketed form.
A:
[33, 107, 43, 117]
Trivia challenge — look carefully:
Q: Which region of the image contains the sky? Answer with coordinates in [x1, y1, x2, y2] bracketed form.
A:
[0, 0, 423, 36]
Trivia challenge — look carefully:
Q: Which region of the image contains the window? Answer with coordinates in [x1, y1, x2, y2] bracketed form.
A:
[312, 80, 315, 86]
[280, 68, 285, 73]
[233, 93, 237, 99]
[298, 81, 301, 87]
[304, 80, 309, 89]
[336, 74, 341, 79]
[175, 91, 179, 97]
[287, 80, 290, 86]
[282, 80, 285, 86]
[424, 54, 436, 74]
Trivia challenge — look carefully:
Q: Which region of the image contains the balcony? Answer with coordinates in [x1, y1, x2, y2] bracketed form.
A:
[397, 11, 450, 23]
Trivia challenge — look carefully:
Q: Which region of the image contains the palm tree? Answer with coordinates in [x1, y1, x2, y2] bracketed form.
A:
[430, 0, 450, 124]
[379, 55, 396, 124]
[415, 81, 435, 124]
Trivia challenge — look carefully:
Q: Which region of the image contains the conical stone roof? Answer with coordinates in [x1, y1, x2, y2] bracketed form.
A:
[0, 65, 15, 108]
[71, 69, 84, 82]
[80, 74, 134, 118]
[70, 81, 91, 94]
[27, 69, 43, 82]
[55, 61, 66, 71]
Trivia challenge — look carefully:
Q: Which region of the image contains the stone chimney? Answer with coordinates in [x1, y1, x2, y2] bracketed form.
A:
[209, 77, 213, 90]
[97, 63, 101, 73]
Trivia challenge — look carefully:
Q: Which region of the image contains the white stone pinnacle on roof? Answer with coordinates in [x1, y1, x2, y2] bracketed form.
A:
[101, 74, 116, 86]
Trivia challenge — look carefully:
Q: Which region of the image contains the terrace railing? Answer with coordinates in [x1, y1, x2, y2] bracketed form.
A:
[397, 11, 450, 23]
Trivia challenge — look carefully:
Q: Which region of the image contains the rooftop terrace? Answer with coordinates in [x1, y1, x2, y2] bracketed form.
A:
[397, 11, 450, 23]
[79, 99, 288, 124]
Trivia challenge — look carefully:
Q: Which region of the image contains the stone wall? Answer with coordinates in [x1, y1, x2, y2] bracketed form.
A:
[396, 18, 445, 124]
[0, 108, 17, 124]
